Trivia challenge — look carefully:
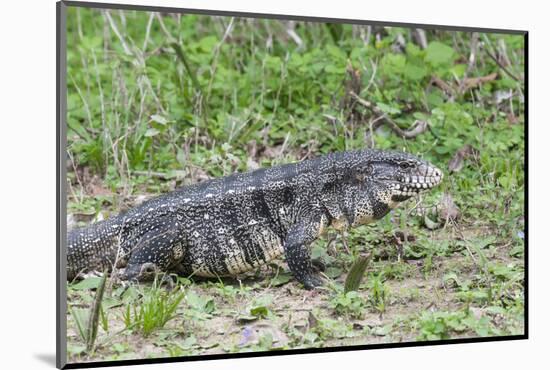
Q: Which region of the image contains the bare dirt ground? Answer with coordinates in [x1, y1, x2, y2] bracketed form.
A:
[66, 222, 524, 363]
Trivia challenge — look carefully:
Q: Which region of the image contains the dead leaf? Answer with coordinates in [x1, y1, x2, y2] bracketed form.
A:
[448, 145, 474, 173]
[246, 140, 258, 158]
[438, 193, 461, 221]
[403, 120, 429, 138]
[430, 75, 454, 95]
[507, 112, 519, 125]
[463, 72, 498, 90]
[262, 144, 284, 159]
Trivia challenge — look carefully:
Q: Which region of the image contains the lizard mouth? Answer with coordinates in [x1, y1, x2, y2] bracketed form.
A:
[391, 166, 443, 196]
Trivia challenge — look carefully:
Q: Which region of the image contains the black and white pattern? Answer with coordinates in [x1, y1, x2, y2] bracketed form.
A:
[67, 149, 443, 289]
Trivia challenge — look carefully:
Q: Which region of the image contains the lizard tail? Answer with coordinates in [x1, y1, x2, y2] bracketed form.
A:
[66, 217, 123, 281]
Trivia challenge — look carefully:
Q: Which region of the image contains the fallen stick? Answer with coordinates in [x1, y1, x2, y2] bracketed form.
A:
[350, 92, 429, 139]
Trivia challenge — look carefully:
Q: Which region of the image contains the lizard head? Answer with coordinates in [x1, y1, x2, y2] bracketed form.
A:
[366, 150, 444, 202]
[121, 262, 159, 281]
[323, 149, 443, 228]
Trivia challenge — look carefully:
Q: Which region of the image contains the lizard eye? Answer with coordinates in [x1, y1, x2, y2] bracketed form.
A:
[400, 162, 414, 170]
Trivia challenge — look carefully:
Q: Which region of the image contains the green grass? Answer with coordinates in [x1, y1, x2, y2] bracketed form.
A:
[65, 6, 525, 363]
[122, 279, 185, 337]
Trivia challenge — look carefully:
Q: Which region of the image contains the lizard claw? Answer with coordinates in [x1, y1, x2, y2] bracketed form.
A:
[301, 273, 325, 290]
[311, 258, 326, 272]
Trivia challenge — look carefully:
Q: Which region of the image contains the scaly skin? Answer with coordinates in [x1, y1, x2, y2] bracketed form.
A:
[67, 149, 443, 289]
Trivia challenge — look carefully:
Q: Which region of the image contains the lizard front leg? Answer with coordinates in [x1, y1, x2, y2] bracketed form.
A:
[284, 215, 328, 290]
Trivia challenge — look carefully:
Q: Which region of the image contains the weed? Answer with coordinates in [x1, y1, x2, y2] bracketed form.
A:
[309, 310, 355, 341]
[122, 279, 185, 337]
[417, 309, 497, 340]
[367, 273, 390, 313]
[68, 271, 108, 353]
[328, 291, 366, 319]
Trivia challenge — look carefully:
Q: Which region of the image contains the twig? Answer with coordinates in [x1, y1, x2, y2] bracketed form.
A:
[367, 115, 385, 147]
[171, 42, 203, 100]
[155, 13, 177, 43]
[413, 28, 428, 49]
[69, 74, 94, 129]
[363, 59, 378, 95]
[463, 73, 498, 90]
[350, 91, 429, 139]
[457, 32, 479, 95]
[483, 45, 521, 82]
[274, 308, 312, 312]
[286, 21, 303, 47]
[104, 11, 132, 56]
[91, 49, 110, 175]
[67, 151, 85, 203]
[104, 10, 165, 114]
[430, 75, 454, 96]
[142, 12, 155, 52]
[132, 169, 175, 179]
[360, 26, 372, 46]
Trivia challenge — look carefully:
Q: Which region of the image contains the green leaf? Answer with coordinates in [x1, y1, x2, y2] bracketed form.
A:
[150, 114, 168, 125]
[250, 306, 269, 318]
[326, 45, 346, 60]
[426, 41, 455, 66]
[198, 35, 218, 52]
[186, 291, 215, 313]
[303, 331, 318, 343]
[376, 102, 401, 115]
[326, 266, 343, 279]
[180, 335, 198, 349]
[450, 64, 467, 78]
[236, 314, 258, 323]
[325, 64, 342, 74]
[344, 254, 371, 293]
[424, 215, 441, 230]
[404, 63, 427, 81]
[67, 344, 87, 356]
[270, 272, 292, 287]
[258, 333, 274, 349]
[69, 307, 90, 342]
[144, 128, 160, 137]
[112, 343, 127, 353]
[67, 120, 92, 141]
[70, 277, 102, 290]
[427, 91, 445, 107]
